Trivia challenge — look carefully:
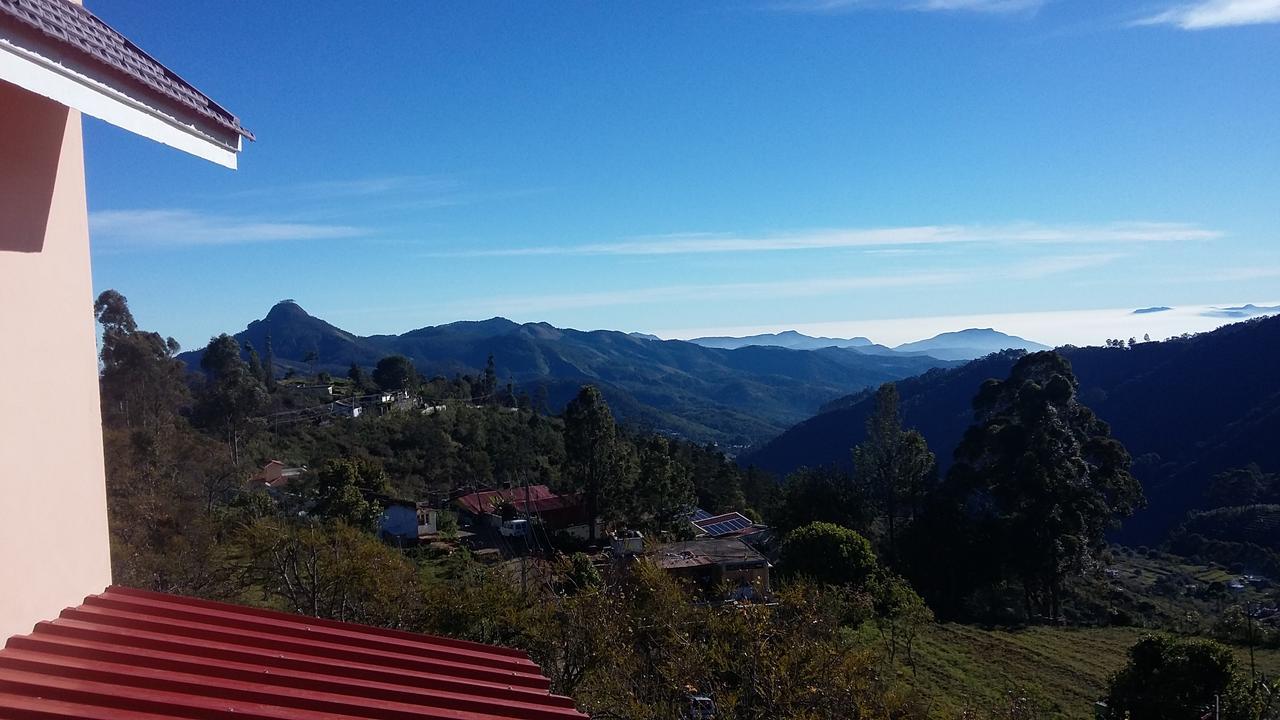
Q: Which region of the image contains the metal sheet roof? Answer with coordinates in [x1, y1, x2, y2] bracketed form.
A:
[455, 486, 560, 516]
[0, 585, 588, 719]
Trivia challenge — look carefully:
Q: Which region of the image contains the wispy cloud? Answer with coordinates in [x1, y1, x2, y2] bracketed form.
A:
[462, 271, 969, 315]
[90, 209, 365, 249]
[442, 221, 1219, 258]
[1006, 252, 1127, 279]
[656, 302, 1280, 347]
[219, 175, 550, 215]
[434, 253, 1113, 315]
[1134, 0, 1280, 29]
[770, 0, 1044, 14]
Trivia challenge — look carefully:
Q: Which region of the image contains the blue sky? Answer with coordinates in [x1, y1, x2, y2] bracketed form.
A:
[85, 0, 1280, 349]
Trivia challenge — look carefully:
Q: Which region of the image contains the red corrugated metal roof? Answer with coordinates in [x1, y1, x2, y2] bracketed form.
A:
[0, 586, 588, 719]
[455, 486, 559, 516]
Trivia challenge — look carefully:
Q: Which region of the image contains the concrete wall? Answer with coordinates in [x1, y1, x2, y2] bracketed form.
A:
[0, 79, 112, 640]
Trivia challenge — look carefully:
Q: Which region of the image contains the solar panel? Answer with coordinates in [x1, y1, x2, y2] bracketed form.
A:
[702, 515, 753, 536]
[691, 508, 713, 522]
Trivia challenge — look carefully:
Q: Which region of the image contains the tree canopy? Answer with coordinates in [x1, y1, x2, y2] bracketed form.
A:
[373, 355, 418, 392]
[852, 382, 936, 564]
[1105, 634, 1262, 720]
[941, 351, 1144, 620]
[310, 457, 393, 530]
[780, 521, 879, 588]
[563, 385, 626, 541]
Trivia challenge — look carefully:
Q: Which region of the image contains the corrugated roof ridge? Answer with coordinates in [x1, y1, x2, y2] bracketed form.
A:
[0, 691, 184, 720]
[0, 666, 350, 720]
[0, 589, 589, 719]
[89, 590, 538, 672]
[106, 585, 527, 660]
[53, 606, 550, 689]
[0, 648, 582, 720]
[23, 620, 560, 699]
[8, 628, 575, 708]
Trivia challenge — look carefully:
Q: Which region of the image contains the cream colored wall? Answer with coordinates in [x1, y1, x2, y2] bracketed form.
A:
[0, 79, 112, 640]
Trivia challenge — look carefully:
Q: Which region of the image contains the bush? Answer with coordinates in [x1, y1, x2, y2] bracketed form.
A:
[781, 521, 879, 587]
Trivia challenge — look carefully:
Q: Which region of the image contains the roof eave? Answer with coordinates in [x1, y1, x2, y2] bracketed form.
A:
[0, 29, 244, 168]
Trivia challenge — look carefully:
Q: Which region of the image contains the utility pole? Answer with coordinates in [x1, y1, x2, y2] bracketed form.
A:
[1247, 600, 1257, 681]
[521, 470, 531, 596]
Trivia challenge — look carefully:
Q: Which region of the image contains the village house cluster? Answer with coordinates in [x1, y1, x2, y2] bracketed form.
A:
[250, 459, 776, 603]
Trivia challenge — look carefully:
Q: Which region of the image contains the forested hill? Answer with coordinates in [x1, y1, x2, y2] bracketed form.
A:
[744, 314, 1280, 544]
[176, 301, 956, 446]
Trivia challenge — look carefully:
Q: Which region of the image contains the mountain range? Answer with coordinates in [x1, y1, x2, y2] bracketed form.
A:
[689, 327, 1047, 361]
[745, 313, 1280, 544]
[180, 302, 962, 445]
[689, 330, 876, 351]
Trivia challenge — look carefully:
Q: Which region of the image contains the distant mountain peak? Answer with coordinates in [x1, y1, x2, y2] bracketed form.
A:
[689, 330, 874, 351]
[892, 328, 1049, 361]
[265, 299, 313, 320]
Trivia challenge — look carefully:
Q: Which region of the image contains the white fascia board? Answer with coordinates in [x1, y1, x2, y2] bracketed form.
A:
[0, 37, 238, 169]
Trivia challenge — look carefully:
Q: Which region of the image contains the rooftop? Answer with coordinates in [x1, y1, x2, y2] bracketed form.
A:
[455, 485, 560, 516]
[0, 585, 587, 719]
[651, 537, 769, 570]
[0, 0, 252, 141]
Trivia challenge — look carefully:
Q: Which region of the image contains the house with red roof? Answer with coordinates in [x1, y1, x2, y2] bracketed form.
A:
[456, 485, 594, 541]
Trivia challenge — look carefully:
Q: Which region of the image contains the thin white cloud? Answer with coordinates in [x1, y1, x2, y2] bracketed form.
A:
[425, 254, 1114, 316]
[219, 175, 550, 214]
[446, 221, 1219, 258]
[1006, 252, 1127, 279]
[462, 271, 969, 315]
[771, 0, 1043, 14]
[90, 209, 365, 249]
[1135, 0, 1280, 29]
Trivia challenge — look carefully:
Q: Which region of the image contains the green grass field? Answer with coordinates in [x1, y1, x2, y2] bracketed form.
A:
[898, 624, 1280, 719]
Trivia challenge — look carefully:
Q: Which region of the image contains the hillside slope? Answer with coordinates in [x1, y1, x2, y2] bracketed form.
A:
[179, 302, 955, 446]
[745, 315, 1280, 543]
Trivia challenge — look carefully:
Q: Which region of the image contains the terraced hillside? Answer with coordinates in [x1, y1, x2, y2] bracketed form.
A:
[903, 625, 1280, 719]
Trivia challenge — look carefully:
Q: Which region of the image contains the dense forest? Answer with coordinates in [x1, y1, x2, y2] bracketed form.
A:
[749, 314, 1280, 546]
[98, 289, 1279, 719]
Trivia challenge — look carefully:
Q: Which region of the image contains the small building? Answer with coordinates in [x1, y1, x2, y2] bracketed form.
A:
[368, 388, 416, 416]
[455, 485, 561, 527]
[611, 530, 645, 557]
[416, 504, 439, 535]
[377, 499, 418, 543]
[650, 537, 772, 602]
[251, 460, 306, 489]
[454, 485, 594, 540]
[378, 500, 442, 543]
